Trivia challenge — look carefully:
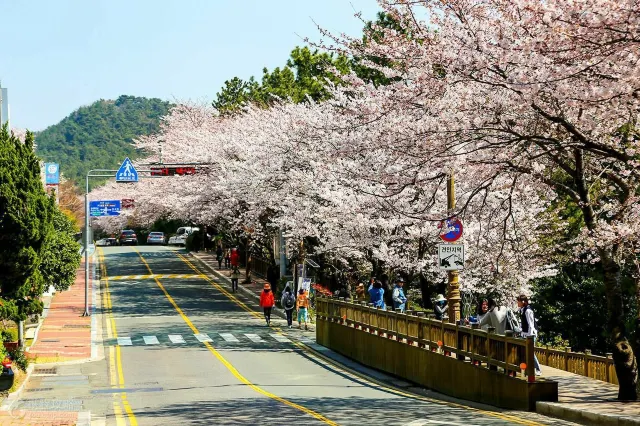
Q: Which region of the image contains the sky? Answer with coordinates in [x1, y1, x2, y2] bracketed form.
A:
[0, 0, 381, 131]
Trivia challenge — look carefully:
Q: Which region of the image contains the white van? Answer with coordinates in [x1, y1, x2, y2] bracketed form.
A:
[167, 227, 199, 246]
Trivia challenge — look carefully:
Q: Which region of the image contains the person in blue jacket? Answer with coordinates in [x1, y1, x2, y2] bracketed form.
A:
[368, 280, 386, 309]
[392, 277, 408, 312]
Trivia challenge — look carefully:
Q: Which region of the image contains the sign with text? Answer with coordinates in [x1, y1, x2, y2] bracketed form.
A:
[45, 163, 60, 184]
[89, 200, 121, 217]
[437, 243, 465, 270]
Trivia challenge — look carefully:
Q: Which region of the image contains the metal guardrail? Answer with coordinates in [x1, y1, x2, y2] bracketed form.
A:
[317, 296, 538, 381]
[250, 256, 271, 279]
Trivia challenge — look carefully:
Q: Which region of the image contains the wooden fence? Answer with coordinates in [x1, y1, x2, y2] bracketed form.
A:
[317, 296, 618, 385]
[317, 296, 538, 381]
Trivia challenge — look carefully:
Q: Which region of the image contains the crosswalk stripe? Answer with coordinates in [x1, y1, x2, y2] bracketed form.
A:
[270, 333, 291, 343]
[194, 333, 213, 342]
[168, 334, 185, 343]
[143, 336, 159, 345]
[220, 333, 239, 342]
[117, 337, 132, 346]
[244, 334, 264, 343]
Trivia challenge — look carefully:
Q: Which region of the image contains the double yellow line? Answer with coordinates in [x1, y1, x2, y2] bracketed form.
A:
[99, 248, 138, 426]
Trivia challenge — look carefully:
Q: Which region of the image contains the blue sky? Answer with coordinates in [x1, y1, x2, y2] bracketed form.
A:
[0, 0, 380, 130]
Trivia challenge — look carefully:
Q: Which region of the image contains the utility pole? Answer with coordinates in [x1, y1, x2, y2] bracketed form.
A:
[279, 229, 286, 278]
[447, 171, 461, 324]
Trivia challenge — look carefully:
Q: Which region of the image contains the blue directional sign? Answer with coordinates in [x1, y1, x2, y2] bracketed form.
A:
[44, 163, 60, 184]
[116, 157, 138, 183]
[89, 200, 121, 217]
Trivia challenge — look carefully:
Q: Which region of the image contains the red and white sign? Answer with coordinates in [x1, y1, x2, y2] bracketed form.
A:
[438, 217, 463, 242]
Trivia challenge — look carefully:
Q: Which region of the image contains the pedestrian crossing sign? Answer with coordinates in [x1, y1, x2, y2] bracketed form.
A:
[116, 157, 138, 183]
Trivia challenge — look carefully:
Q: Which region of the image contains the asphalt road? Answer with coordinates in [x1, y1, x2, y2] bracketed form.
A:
[97, 245, 573, 426]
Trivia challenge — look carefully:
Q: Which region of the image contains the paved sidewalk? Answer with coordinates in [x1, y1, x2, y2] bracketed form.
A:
[27, 261, 93, 362]
[538, 367, 640, 425]
[190, 251, 315, 330]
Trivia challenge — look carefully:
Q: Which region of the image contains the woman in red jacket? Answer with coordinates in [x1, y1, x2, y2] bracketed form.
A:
[259, 283, 275, 326]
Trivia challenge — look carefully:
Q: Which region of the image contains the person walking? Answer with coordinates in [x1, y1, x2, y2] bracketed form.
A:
[392, 277, 408, 312]
[281, 285, 296, 328]
[216, 245, 224, 269]
[296, 288, 310, 330]
[230, 247, 240, 268]
[517, 295, 542, 376]
[230, 266, 240, 292]
[259, 283, 275, 326]
[368, 281, 386, 309]
[224, 249, 231, 268]
[434, 294, 448, 320]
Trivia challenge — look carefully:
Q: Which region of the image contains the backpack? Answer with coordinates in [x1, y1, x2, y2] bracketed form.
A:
[505, 308, 520, 332]
[283, 292, 295, 310]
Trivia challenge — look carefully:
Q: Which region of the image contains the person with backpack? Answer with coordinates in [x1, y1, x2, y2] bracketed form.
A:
[281, 286, 296, 328]
[259, 283, 275, 326]
[516, 294, 542, 376]
[230, 266, 241, 292]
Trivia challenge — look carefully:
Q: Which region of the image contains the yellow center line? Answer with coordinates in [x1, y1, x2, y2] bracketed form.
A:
[177, 252, 544, 426]
[98, 248, 138, 426]
[132, 248, 338, 426]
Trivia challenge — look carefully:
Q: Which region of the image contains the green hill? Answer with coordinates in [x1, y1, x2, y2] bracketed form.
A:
[35, 95, 173, 187]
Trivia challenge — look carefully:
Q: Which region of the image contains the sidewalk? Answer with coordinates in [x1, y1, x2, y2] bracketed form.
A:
[27, 259, 93, 363]
[538, 367, 640, 425]
[190, 251, 314, 330]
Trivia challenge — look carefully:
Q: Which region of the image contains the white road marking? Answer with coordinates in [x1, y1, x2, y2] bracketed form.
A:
[143, 336, 159, 345]
[245, 334, 264, 342]
[270, 333, 291, 343]
[220, 333, 239, 342]
[168, 334, 185, 344]
[117, 337, 132, 346]
[194, 333, 213, 342]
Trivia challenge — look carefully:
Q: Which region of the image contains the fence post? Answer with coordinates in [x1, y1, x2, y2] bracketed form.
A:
[564, 347, 572, 372]
[606, 353, 613, 383]
[487, 327, 497, 371]
[416, 312, 425, 348]
[584, 349, 591, 378]
[526, 336, 535, 382]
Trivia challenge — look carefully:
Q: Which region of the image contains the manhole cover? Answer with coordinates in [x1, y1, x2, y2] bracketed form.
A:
[63, 324, 90, 328]
[26, 388, 53, 392]
[33, 367, 57, 375]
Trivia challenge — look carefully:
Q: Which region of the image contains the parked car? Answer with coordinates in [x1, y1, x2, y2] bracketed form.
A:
[146, 232, 166, 245]
[119, 230, 138, 246]
[167, 227, 199, 246]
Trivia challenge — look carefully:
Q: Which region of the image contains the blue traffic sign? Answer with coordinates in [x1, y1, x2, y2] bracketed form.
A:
[89, 200, 121, 217]
[116, 157, 138, 182]
[439, 217, 463, 242]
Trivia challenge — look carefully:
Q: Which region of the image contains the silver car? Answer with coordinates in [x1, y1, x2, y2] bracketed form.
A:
[146, 232, 166, 245]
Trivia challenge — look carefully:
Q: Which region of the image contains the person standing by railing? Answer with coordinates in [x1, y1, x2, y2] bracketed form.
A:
[516, 295, 542, 376]
[392, 277, 407, 312]
[479, 299, 508, 334]
[368, 281, 386, 309]
[434, 294, 448, 320]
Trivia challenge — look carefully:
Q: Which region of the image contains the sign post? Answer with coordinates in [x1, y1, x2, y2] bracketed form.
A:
[443, 172, 462, 324]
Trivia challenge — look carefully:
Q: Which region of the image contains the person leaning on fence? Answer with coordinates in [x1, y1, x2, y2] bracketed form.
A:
[479, 298, 508, 334]
[296, 288, 310, 330]
[392, 277, 408, 312]
[281, 285, 296, 328]
[516, 295, 542, 376]
[368, 281, 386, 309]
[434, 294, 448, 320]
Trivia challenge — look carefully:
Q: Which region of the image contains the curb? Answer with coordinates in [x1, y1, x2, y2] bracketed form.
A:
[0, 364, 35, 411]
[537, 401, 640, 426]
[188, 253, 302, 324]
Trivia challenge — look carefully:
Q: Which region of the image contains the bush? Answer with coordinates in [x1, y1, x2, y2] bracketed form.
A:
[8, 348, 28, 372]
[0, 329, 18, 343]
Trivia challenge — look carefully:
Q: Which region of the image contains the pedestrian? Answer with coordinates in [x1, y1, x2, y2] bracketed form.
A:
[354, 283, 366, 302]
[479, 298, 508, 334]
[216, 245, 224, 269]
[368, 281, 386, 309]
[434, 294, 448, 320]
[281, 285, 296, 328]
[230, 266, 240, 292]
[392, 277, 408, 312]
[516, 295, 542, 376]
[230, 247, 240, 268]
[296, 288, 310, 330]
[469, 299, 490, 330]
[224, 249, 231, 268]
[259, 283, 275, 326]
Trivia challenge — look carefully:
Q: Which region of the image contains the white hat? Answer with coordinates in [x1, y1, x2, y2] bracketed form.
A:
[434, 294, 446, 302]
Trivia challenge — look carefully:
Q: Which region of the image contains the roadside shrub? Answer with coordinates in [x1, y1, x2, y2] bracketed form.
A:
[0, 329, 18, 343]
[9, 348, 28, 372]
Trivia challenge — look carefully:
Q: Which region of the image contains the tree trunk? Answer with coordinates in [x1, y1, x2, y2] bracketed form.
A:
[601, 251, 638, 400]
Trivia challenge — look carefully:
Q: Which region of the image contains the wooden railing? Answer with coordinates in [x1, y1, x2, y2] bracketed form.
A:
[317, 296, 538, 382]
[535, 346, 618, 385]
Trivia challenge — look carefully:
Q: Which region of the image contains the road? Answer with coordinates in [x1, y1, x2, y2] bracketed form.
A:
[11, 245, 577, 425]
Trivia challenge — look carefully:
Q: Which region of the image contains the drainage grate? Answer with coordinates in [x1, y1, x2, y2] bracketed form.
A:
[41, 339, 60, 343]
[26, 388, 53, 392]
[63, 324, 90, 328]
[33, 367, 57, 375]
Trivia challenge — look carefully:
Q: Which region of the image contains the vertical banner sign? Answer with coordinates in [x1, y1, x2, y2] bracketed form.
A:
[45, 163, 60, 184]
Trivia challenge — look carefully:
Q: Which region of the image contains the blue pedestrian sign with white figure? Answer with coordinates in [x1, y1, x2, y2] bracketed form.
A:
[116, 157, 138, 182]
[89, 200, 121, 217]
